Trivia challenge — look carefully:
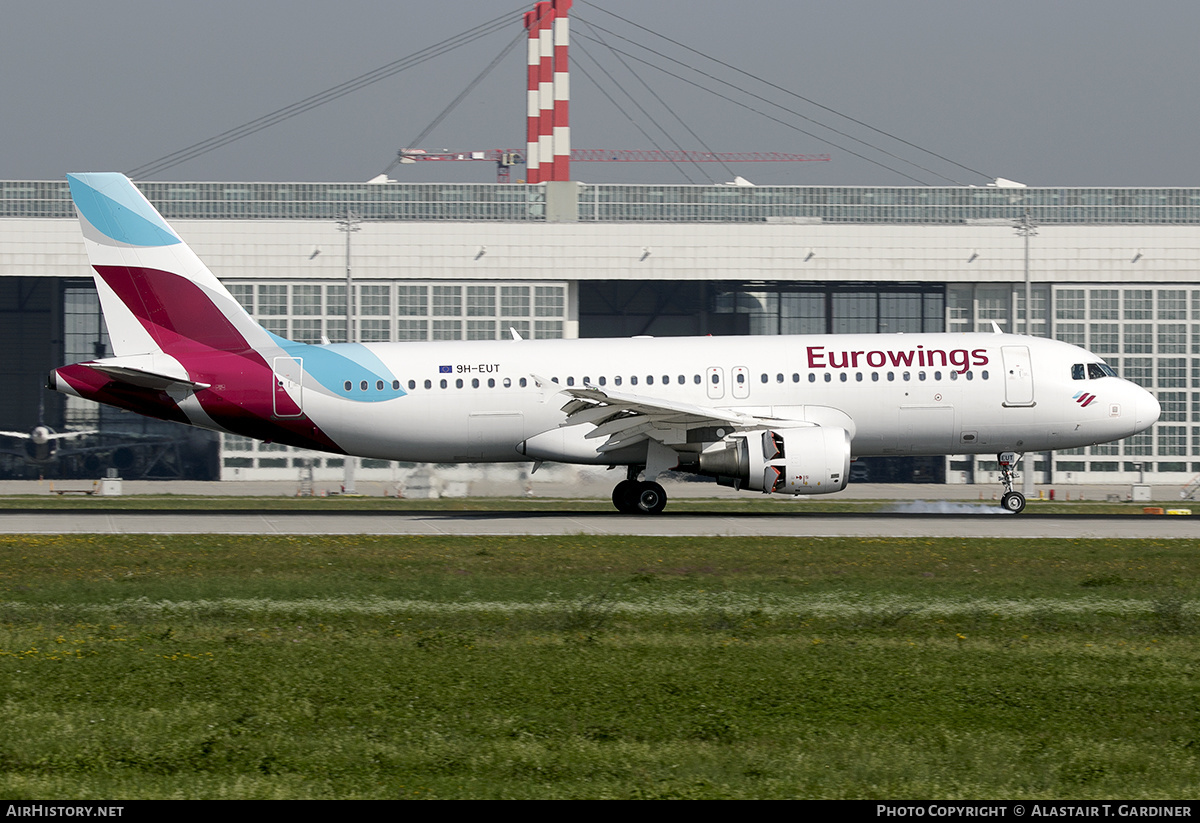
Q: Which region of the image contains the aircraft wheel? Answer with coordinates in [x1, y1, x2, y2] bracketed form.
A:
[1001, 491, 1026, 514]
[635, 481, 667, 515]
[612, 479, 640, 513]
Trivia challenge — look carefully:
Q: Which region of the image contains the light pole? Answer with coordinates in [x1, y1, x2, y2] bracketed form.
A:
[337, 208, 360, 494]
[1014, 209, 1039, 496]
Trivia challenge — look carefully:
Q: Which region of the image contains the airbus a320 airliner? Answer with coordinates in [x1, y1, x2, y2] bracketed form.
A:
[50, 173, 1160, 513]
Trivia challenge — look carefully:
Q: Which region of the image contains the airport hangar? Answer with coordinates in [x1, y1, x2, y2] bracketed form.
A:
[0, 179, 1197, 489]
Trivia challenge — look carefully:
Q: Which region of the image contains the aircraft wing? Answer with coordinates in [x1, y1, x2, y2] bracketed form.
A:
[0, 429, 97, 442]
[544, 380, 810, 454]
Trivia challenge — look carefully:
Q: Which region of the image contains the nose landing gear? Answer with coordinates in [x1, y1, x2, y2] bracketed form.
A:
[998, 452, 1026, 514]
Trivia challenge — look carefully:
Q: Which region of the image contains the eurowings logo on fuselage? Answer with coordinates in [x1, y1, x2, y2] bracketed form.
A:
[806, 346, 989, 374]
[1074, 391, 1097, 408]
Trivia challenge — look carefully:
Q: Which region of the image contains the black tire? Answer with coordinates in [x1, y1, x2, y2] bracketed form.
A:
[635, 481, 667, 515]
[612, 479, 640, 513]
[1001, 491, 1026, 514]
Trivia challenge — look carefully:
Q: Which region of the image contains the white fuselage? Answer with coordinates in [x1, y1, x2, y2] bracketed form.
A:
[289, 332, 1158, 464]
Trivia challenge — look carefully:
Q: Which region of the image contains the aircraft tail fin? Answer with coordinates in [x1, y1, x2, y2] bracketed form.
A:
[66, 173, 269, 359]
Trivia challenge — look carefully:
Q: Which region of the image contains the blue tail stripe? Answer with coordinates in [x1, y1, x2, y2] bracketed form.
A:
[265, 331, 407, 401]
[67, 173, 181, 248]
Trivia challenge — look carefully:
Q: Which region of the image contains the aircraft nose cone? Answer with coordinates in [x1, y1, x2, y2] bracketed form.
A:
[1135, 389, 1160, 429]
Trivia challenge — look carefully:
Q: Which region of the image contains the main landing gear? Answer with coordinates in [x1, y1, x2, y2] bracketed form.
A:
[998, 452, 1026, 514]
[612, 467, 667, 515]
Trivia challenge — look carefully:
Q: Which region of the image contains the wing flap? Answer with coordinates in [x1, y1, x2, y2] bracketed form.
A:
[550, 381, 812, 454]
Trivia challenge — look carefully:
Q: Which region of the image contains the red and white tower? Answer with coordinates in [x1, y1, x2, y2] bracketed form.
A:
[523, 0, 571, 183]
[550, 0, 572, 182]
[523, 4, 546, 183]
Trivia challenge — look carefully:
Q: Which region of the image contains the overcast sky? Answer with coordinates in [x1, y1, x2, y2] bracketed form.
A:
[4, 0, 1198, 187]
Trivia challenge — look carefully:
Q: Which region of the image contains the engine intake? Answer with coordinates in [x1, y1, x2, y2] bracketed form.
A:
[698, 427, 851, 495]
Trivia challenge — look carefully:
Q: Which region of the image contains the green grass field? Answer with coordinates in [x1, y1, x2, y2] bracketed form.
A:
[1, 533, 1198, 799]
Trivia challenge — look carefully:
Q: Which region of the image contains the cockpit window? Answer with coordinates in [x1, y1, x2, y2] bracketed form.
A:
[1073, 362, 1117, 380]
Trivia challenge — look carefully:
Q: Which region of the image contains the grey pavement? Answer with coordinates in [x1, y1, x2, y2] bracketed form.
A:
[0, 509, 1195, 539]
[0, 478, 1189, 503]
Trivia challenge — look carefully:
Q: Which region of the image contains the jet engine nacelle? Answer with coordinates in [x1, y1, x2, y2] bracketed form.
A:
[698, 427, 851, 495]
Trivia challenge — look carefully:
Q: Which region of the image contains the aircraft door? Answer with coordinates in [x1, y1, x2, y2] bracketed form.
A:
[706, 367, 725, 400]
[1001, 346, 1035, 407]
[732, 366, 750, 400]
[272, 357, 303, 418]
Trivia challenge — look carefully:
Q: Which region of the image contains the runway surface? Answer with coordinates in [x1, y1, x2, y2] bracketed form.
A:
[2, 508, 1194, 538]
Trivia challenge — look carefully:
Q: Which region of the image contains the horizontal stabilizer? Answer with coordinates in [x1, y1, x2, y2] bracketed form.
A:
[81, 356, 209, 392]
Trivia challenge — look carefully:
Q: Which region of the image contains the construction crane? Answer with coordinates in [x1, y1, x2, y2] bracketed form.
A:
[383, 148, 831, 183]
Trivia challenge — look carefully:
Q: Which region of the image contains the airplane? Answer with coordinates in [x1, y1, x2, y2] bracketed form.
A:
[49, 173, 1160, 514]
[0, 423, 98, 465]
[0, 393, 98, 465]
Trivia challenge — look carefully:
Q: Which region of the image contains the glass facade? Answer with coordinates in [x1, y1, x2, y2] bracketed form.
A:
[10, 180, 1200, 224]
[942, 283, 1200, 481]
[713, 285, 945, 336]
[219, 280, 567, 474]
